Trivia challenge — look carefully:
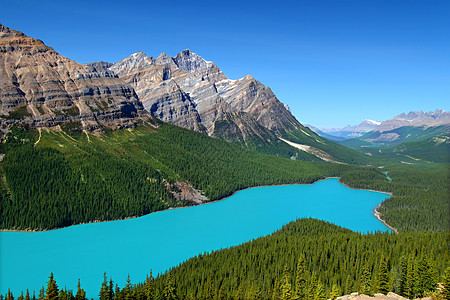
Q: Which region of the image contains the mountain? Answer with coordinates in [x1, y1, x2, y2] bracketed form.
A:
[96, 50, 371, 164]
[336, 110, 450, 162]
[107, 50, 299, 137]
[0, 23, 149, 135]
[305, 124, 347, 141]
[0, 23, 371, 166]
[339, 110, 450, 147]
[376, 109, 449, 132]
[315, 119, 381, 140]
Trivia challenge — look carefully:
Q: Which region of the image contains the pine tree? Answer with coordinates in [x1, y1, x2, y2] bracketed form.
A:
[18, 291, 24, 300]
[5, 289, 13, 300]
[45, 273, 59, 300]
[294, 257, 307, 300]
[272, 278, 280, 300]
[114, 284, 122, 300]
[406, 256, 415, 299]
[108, 278, 114, 300]
[343, 275, 351, 296]
[234, 283, 244, 300]
[124, 274, 134, 300]
[281, 267, 293, 300]
[359, 261, 371, 295]
[415, 256, 438, 297]
[162, 274, 177, 300]
[75, 279, 86, 300]
[377, 257, 389, 295]
[25, 290, 31, 300]
[217, 283, 225, 300]
[99, 273, 110, 300]
[39, 286, 45, 300]
[307, 275, 318, 300]
[330, 284, 341, 300]
[144, 271, 154, 300]
[314, 282, 326, 300]
[398, 256, 408, 297]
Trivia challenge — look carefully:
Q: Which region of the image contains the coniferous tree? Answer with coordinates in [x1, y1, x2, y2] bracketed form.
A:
[217, 283, 225, 300]
[281, 267, 293, 300]
[398, 256, 408, 297]
[377, 257, 389, 295]
[406, 256, 415, 299]
[25, 290, 31, 300]
[108, 278, 114, 300]
[162, 274, 177, 300]
[114, 284, 122, 300]
[99, 273, 110, 300]
[307, 275, 318, 300]
[416, 256, 438, 297]
[234, 283, 244, 300]
[18, 291, 24, 300]
[45, 273, 59, 300]
[144, 271, 154, 300]
[5, 289, 13, 300]
[359, 261, 372, 295]
[294, 257, 307, 300]
[75, 280, 86, 300]
[330, 284, 341, 300]
[272, 278, 280, 300]
[314, 282, 326, 300]
[38, 287, 45, 300]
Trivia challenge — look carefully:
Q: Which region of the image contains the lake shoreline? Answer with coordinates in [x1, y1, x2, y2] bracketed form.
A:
[0, 177, 395, 233]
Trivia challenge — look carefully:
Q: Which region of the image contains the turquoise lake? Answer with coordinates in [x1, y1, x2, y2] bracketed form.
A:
[0, 178, 390, 298]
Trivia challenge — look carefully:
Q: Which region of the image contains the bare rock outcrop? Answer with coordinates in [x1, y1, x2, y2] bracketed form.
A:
[0, 23, 150, 135]
[336, 292, 430, 300]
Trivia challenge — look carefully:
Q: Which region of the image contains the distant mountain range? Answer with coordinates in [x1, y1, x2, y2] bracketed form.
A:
[311, 110, 450, 163]
[310, 110, 449, 141]
[307, 119, 381, 140]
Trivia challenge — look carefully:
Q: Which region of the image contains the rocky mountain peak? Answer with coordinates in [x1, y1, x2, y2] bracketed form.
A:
[155, 52, 175, 66]
[109, 51, 155, 76]
[173, 49, 214, 73]
[0, 23, 51, 55]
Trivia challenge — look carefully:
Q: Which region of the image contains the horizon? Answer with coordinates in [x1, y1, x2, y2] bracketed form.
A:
[1, 0, 449, 128]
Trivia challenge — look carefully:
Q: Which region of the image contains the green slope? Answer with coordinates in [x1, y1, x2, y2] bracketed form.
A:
[281, 126, 374, 165]
[340, 125, 449, 150]
[385, 135, 450, 163]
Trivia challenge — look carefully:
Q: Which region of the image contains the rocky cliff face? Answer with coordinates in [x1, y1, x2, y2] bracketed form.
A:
[108, 50, 300, 139]
[0, 23, 149, 135]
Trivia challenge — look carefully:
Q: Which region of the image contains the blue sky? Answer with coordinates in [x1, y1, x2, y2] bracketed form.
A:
[1, 0, 449, 127]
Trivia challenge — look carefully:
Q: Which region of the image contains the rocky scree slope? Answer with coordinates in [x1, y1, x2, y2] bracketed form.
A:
[0, 23, 150, 136]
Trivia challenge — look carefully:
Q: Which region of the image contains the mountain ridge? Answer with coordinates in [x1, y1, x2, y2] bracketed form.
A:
[0, 23, 151, 136]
